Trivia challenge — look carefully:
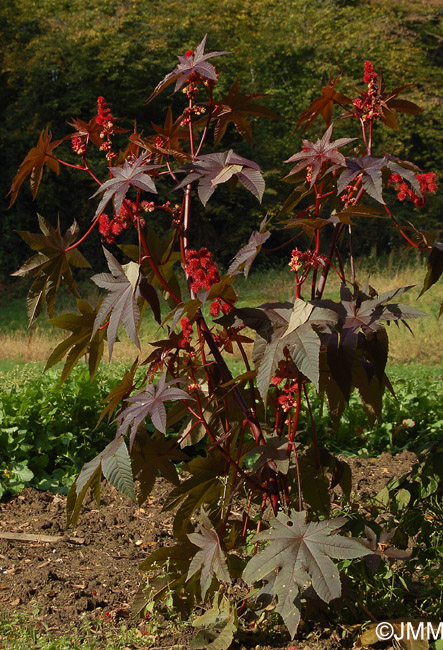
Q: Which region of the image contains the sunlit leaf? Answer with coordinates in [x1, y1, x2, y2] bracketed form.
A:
[92, 248, 142, 359]
[147, 35, 229, 103]
[175, 150, 265, 205]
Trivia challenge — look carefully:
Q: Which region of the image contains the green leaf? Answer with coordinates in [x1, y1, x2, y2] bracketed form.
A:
[191, 593, 237, 650]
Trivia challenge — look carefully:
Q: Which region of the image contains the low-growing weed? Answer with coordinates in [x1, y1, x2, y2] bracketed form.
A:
[0, 365, 121, 497]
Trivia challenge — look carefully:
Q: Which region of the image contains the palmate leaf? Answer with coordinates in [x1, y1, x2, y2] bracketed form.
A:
[13, 216, 90, 325]
[90, 154, 159, 219]
[92, 248, 142, 359]
[45, 298, 106, 385]
[67, 117, 105, 147]
[285, 125, 355, 187]
[187, 511, 231, 599]
[175, 150, 265, 205]
[116, 373, 192, 449]
[249, 299, 337, 401]
[9, 127, 64, 206]
[243, 511, 370, 638]
[295, 74, 352, 131]
[130, 430, 188, 505]
[151, 106, 190, 152]
[337, 156, 386, 204]
[212, 78, 279, 145]
[147, 35, 229, 103]
[337, 156, 421, 205]
[314, 285, 426, 402]
[67, 437, 135, 527]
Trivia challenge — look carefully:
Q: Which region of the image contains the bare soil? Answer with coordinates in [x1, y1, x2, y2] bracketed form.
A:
[0, 450, 417, 649]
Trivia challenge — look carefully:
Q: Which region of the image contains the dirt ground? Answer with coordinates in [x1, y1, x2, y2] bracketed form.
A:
[0, 450, 417, 649]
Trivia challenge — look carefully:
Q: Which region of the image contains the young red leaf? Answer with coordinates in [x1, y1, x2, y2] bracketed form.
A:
[146, 35, 229, 103]
[13, 216, 90, 325]
[9, 127, 63, 206]
[295, 75, 352, 131]
[212, 78, 280, 145]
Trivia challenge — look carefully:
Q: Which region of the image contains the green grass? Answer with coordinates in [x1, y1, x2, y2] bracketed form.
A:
[1, 254, 441, 365]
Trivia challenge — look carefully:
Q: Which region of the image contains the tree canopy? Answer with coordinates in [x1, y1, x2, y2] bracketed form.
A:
[1, 0, 441, 278]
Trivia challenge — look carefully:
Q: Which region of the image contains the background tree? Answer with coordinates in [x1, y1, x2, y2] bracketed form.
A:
[1, 0, 441, 279]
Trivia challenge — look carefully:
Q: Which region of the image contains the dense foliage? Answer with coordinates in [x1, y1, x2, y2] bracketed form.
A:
[8, 34, 443, 647]
[1, 0, 442, 279]
[0, 365, 117, 497]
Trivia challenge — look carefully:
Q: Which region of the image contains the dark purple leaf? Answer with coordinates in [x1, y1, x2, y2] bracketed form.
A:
[174, 150, 264, 205]
[139, 277, 161, 324]
[116, 373, 192, 447]
[227, 230, 271, 278]
[337, 156, 385, 204]
[90, 154, 159, 218]
[187, 511, 231, 599]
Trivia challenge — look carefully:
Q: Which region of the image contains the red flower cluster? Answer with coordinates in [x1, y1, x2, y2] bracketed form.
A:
[388, 172, 437, 208]
[184, 248, 220, 293]
[95, 96, 114, 131]
[289, 248, 328, 273]
[71, 136, 86, 156]
[179, 316, 193, 349]
[98, 200, 146, 244]
[363, 61, 377, 84]
[352, 61, 380, 122]
[209, 298, 233, 318]
[277, 382, 298, 413]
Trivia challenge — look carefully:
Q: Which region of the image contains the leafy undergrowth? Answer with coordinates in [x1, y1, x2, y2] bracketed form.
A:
[0, 362, 441, 499]
[0, 365, 123, 497]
